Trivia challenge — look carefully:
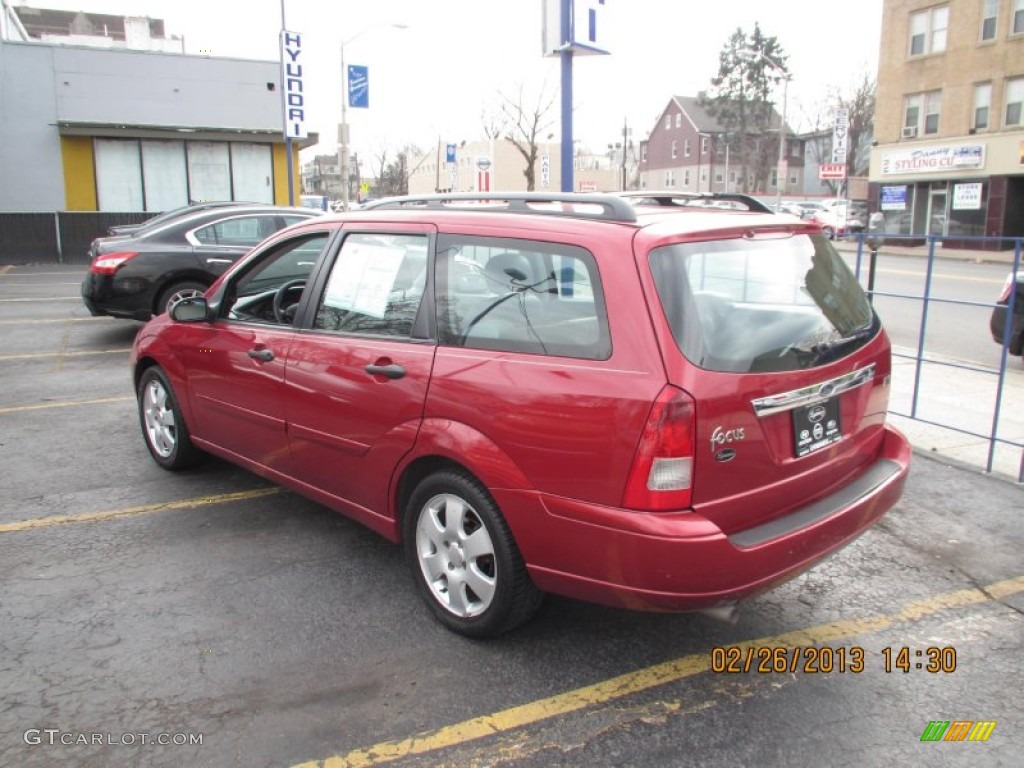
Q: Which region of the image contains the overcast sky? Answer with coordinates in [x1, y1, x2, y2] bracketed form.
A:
[16, 0, 884, 160]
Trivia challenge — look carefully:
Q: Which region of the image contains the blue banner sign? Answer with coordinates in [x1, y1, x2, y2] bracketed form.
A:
[348, 65, 369, 108]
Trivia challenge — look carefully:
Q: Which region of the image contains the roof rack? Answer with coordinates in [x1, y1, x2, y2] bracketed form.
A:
[617, 191, 774, 214]
[360, 192, 637, 223]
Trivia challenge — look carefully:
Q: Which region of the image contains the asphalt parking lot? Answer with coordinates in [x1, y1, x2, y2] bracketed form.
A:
[1, 264, 1021, 768]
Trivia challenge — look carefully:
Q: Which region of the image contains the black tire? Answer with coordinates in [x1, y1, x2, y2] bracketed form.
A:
[156, 280, 208, 316]
[137, 366, 204, 470]
[403, 468, 543, 637]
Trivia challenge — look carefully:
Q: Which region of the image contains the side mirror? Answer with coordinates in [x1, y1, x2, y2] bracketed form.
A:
[170, 297, 211, 323]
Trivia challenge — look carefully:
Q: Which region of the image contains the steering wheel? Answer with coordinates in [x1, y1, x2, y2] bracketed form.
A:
[272, 279, 307, 324]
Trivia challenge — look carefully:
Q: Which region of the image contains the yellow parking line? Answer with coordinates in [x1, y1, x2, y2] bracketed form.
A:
[0, 395, 134, 415]
[0, 296, 81, 302]
[293, 575, 1024, 768]
[0, 348, 131, 361]
[0, 317, 115, 325]
[0, 487, 283, 533]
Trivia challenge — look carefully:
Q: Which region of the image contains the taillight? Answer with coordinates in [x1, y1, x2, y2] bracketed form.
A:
[90, 251, 138, 275]
[997, 273, 1016, 304]
[622, 386, 696, 511]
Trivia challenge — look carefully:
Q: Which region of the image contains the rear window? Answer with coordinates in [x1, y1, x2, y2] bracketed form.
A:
[650, 233, 877, 373]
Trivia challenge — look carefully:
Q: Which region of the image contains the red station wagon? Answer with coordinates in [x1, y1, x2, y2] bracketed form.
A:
[130, 193, 911, 637]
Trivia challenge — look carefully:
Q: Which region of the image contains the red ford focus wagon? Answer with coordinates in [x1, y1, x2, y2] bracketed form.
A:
[130, 192, 910, 637]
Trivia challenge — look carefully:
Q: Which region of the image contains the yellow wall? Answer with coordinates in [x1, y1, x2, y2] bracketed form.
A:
[272, 142, 302, 204]
[61, 137, 97, 211]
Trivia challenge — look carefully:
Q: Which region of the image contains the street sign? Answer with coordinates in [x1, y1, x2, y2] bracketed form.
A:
[832, 108, 849, 165]
[476, 156, 492, 192]
[540, 153, 550, 188]
[280, 30, 307, 139]
[348, 65, 369, 108]
[819, 163, 847, 180]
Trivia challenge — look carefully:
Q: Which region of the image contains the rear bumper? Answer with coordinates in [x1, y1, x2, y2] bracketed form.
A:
[81, 272, 154, 321]
[509, 425, 911, 612]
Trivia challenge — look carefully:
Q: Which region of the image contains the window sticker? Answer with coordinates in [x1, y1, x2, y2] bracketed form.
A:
[324, 242, 405, 319]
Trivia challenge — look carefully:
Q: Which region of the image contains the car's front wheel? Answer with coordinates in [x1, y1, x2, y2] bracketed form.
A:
[137, 366, 203, 470]
[404, 469, 543, 637]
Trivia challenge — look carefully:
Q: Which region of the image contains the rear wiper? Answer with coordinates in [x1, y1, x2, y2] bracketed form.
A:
[811, 327, 876, 361]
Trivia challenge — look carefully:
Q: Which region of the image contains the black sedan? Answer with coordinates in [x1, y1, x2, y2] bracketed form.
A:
[990, 270, 1023, 359]
[105, 200, 248, 237]
[82, 205, 322, 320]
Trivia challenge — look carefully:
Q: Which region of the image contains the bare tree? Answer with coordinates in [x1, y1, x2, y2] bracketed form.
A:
[805, 72, 876, 195]
[483, 84, 556, 191]
[701, 23, 789, 194]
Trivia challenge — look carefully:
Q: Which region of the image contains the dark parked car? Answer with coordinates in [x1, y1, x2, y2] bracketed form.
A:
[82, 205, 321, 320]
[991, 270, 1023, 358]
[106, 201, 250, 237]
[131, 192, 910, 637]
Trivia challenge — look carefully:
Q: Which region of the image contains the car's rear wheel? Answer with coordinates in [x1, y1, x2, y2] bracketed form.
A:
[137, 366, 203, 470]
[404, 469, 543, 637]
[157, 280, 207, 316]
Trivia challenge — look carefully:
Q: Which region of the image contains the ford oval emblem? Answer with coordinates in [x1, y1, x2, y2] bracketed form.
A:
[808, 405, 827, 423]
[715, 448, 737, 463]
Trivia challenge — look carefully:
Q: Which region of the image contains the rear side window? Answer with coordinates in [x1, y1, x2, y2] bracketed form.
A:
[650, 234, 877, 373]
[192, 215, 280, 245]
[436, 236, 611, 360]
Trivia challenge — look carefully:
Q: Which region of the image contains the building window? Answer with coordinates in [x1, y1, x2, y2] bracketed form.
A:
[788, 172, 798, 184]
[973, 83, 992, 130]
[1012, 0, 1024, 34]
[909, 5, 948, 56]
[665, 170, 676, 187]
[674, 113, 680, 128]
[642, 145, 648, 161]
[700, 136, 708, 154]
[665, 115, 671, 130]
[715, 172, 724, 183]
[903, 90, 942, 136]
[684, 139, 691, 157]
[980, 0, 998, 40]
[683, 169, 691, 186]
[671, 139, 678, 159]
[790, 142, 801, 158]
[924, 90, 941, 134]
[1006, 77, 1024, 126]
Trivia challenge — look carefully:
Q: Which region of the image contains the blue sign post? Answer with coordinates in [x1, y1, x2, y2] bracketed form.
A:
[542, 0, 610, 193]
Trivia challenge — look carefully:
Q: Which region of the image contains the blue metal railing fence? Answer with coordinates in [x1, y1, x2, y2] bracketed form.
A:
[846, 233, 1022, 483]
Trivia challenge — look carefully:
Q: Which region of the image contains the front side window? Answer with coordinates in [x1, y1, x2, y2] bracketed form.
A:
[981, 0, 998, 40]
[223, 233, 330, 324]
[436, 237, 610, 360]
[313, 233, 428, 338]
[973, 83, 992, 130]
[909, 5, 948, 55]
[1007, 77, 1024, 126]
[650, 234, 877, 373]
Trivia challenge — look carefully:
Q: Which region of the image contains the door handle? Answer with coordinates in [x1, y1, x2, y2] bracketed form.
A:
[205, 258, 234, 264]
[247, 347, 274, 362]
[365, 363, 406, 380]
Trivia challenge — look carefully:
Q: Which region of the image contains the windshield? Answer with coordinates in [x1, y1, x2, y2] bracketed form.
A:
[650, 233, 878, 373]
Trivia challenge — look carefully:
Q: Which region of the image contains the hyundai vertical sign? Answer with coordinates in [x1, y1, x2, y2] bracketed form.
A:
[280, 30, 307, 139]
